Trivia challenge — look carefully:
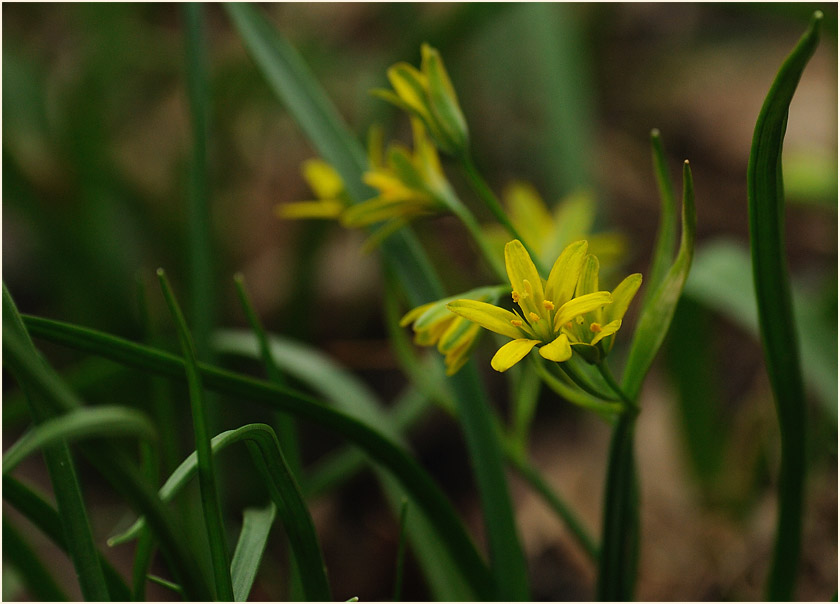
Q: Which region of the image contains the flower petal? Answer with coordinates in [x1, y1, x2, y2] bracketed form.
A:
[539, 333, 572, 362]
[447, 299, 530, 339]
[575, 254, 600, 296]
[590, 319, 622, 346]
[302, 159, 344, 199]
[491, 339, 540, 372]
[505, 239, 546, 308]
[275, 200, 344, 220]
[386, 63, 430, 117]
[545, 240, 588, 305]
[606, 273, 643, 323]
[400, 301, 437, 327]
[554, 291, 613, 329]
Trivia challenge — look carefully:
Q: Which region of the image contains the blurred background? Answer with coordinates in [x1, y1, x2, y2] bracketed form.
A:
[3, 3, 837, 601]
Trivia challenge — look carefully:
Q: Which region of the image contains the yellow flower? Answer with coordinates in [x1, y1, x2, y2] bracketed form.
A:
[373, 43, 468, 156]
[448, 240, 616, 372]
[341, 118, 455, 233]
[274, 159, 347, 220]
[564, 253, 643, 363]
[401, 286, 503, 376]
[485, 183, 628, 275]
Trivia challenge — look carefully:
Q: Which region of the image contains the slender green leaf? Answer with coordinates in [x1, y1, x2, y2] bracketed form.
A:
[23, 315, 494, 599]
[158, 269, 233, 601]
[393, 499, 409, 602]
[4, 319, 211, 601]
[3, 406, 155, 473]
[747, 12, 822, 601]
[3, 520, 69, 601]
[642, 129, 679, 308]
[231, 503, 277, 601]
[622, 161, 696, 400]
[2, 475, 132, 601]
[3, 284, 110, 601]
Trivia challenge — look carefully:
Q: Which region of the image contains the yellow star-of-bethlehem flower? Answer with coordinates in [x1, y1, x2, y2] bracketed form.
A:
[400, 286, 503, 375]
[448, 240, 641, 372]
[274, 159, 347, 221]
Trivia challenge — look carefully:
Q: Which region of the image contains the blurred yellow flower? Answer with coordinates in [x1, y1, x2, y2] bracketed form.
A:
[448, 240, 616, 372]
[274, 159, 347, 220]
[485, 182, 627, 276]
[373, 43, 468, 156]
[401, 286, 503, 376]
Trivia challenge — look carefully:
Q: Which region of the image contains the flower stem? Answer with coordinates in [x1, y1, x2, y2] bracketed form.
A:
[595, 361, 640, 601]
[446, 194, 508, 282]
[459, 154, 548, 275]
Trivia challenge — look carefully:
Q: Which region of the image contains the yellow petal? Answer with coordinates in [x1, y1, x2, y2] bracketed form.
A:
[302, 159, 344, 199]
[341, 196, 428, 227]
[590, 319, 622, 346]
[606, 273, 642, 323]
[554, 291, 612, 329]
[538, 334, 572, 362]
[491, 339, 540, 372]
[545, 240, 588, 306]
[503, 182, 552, 239]
[400, 301, 436, 327]
[437, 316, 474, 353]
[447, 299, 530, 340]
[576, 254, 600, 296]
[387, 63, 431, 117]
[275, 200, 344, 220]
[504, 239, 546, 305]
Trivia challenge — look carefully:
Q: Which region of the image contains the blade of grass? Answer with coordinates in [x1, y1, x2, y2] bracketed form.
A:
[746, 12, 823, 601]
[622, 160, 696, 400]
[3, 520, 69, 602]
[3, 406, 156, 473]
[23, 315, 494, 598]
[3, 322, 212, 600]
[2, 475, 132, 601]
[231, 503, 277, 601]
[642, 129, 679, 308]
[393, 499, 409, 602]
[157, 269, 233, 601]
[3, 285, 110, 601]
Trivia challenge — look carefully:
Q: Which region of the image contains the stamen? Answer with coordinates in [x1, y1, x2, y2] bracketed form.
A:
[529, 312, 541, 322]
[511, 291, 520, 303]
[521, 279, 533, 298]
[510, 319, 523, 327]
[590, 323, 602, 333]
[565, 322, 573, 329]
[542, 300, 555, 310]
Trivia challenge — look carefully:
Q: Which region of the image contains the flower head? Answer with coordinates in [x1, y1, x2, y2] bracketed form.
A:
[274, 159, 348, 220]
[448, 240, 618, 372]
[373, 43, 468, 156]
[402, 286, 503, 375]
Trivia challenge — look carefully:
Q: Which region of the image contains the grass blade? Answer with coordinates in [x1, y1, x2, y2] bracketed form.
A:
[393, 499, 409, 602]
[3, 322, 212, 600]
[622, 161, 696, 400]
[746, 12, 823, 600]
[158, 269, 233, 601]
[3, 406, 155, 473]
[3, 520, 69, 601]
[231, 503, 277, 601]
[3, 284, 110, 601]
[2, 475, 132, 601]
[24, 313, 494, 599]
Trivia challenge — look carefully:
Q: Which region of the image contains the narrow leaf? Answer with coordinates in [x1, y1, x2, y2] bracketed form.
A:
[746, 12, 822, 601]
[231, 504, 278, 601]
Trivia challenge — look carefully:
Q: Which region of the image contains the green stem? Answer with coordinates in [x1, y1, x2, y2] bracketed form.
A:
[459, 154, 547, 275]
[446, 193, 507, 282]
[557, 361, 618, 402]
[596, 363, 636, 411]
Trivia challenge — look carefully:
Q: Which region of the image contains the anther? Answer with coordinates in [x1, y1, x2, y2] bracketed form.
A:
[510, 319, 523, 327]
[511, 291, 520, 303]
[590, 323, 602, 333]
[565, 322, 573, 329]
[529, 312, 541, 322]
[542, 300, 555, 310]
[522, 279, 533, 298]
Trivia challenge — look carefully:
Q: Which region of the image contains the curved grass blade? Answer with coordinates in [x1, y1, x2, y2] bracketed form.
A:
[746, 12, 823, 600]
[3, 284, 110, 601]
[111, 424, 331, 600]
[24, 314, 493, 598]
[622, 160, 696, 400]
[642, 129, 679, 308]
[3, 406, 156, 473]
[393, 499, 409, 602]
[4, 320, 211, 601]
[231, 503, 277, 601]
[158, 269, 233, 601]
[2, 475, 132, 600]
[3, 520, 69, 601]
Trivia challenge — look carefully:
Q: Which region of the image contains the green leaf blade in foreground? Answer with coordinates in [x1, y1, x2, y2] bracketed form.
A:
[746, 11, 822, 601]
[3, 406, 156, 474]
[23, 314, 494, 600]
[643, 129, 679, 307]
[622, 160, 696, 400]
[231, 504, 277, 602]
